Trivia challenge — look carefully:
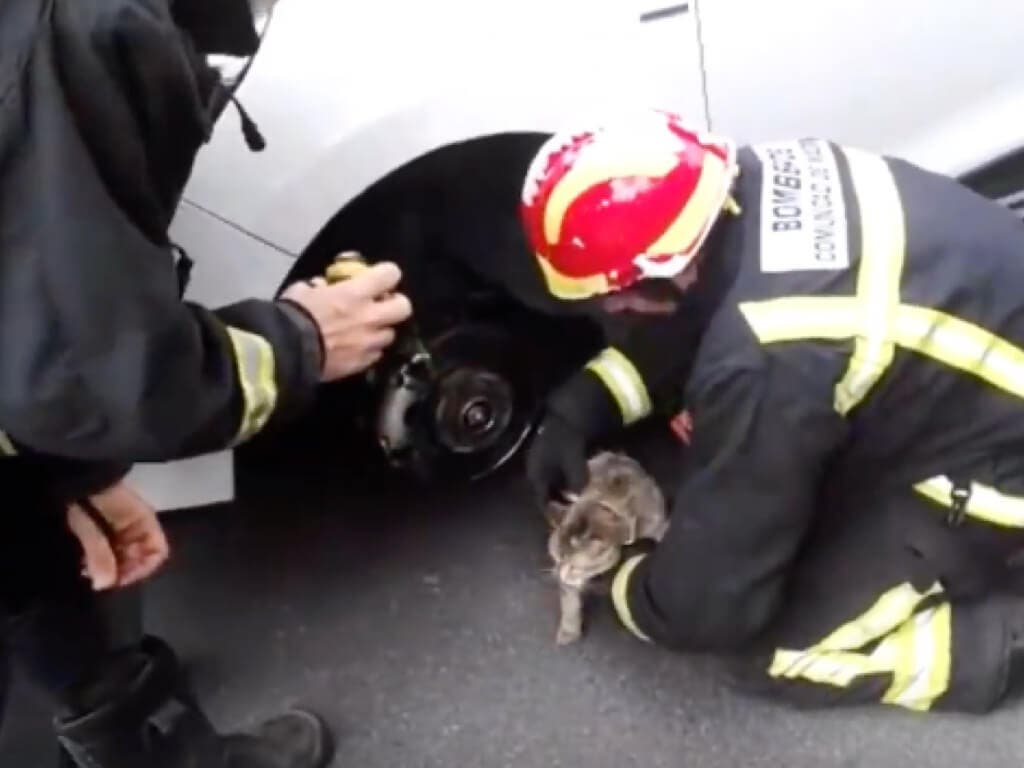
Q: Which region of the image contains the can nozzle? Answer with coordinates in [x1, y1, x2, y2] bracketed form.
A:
[324, 250, 436, 374]
[325, 250, 371, 283]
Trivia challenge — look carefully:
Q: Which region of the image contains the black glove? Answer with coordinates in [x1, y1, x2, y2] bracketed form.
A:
[528, 356, 636, 502]
[526, 412, 590, 502]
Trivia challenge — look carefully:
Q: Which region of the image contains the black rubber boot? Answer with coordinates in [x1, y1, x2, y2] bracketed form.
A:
[221, 709, 335, 768]
[53, 635, 335, 768]
[994, 591, 1024, 708]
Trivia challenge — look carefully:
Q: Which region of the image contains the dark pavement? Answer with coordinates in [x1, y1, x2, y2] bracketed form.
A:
[1, 429, 1017, 767]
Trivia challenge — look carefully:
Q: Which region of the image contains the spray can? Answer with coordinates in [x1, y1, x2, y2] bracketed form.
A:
[325, 250, 372, 283]
[323, 251, 434, 372]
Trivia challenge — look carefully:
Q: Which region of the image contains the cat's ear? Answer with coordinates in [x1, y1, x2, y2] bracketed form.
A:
[545, 499, 571, 527]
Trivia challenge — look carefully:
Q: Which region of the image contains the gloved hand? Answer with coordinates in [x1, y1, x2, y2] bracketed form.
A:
[526, 412, 590, 502]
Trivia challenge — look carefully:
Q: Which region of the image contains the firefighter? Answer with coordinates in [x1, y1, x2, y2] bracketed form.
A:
[1, 1, 411, 766]
[521, 108, 1024, 714]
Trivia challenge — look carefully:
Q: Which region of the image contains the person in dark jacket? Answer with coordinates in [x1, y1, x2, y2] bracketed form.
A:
[521, 108, 1024, 714]
[0, 1, 411, 766]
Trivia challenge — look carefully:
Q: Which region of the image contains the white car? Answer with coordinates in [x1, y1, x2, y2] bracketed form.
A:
[132, 0, 1024, 510]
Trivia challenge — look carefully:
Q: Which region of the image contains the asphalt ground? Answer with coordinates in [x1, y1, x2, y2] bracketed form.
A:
[1, 427, 1016, 767]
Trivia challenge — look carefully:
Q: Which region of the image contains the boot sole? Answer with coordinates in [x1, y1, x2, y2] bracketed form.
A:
[289, 708, 336, 768]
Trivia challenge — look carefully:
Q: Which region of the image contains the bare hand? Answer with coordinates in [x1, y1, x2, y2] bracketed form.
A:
[66, 482, 170, 591]
[281, 262, 413, 381]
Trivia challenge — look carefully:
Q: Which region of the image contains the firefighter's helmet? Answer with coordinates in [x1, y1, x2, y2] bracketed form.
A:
[520, 109, 739, 300]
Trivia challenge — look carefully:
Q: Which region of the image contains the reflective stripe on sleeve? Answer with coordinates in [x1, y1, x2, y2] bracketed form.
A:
[226, 326, 278, 445]
[833, 147, 906, 415]
[611, 554, 652, 642]
[585, 347, 652, 425]
[0, 430, 16, 456]
[914, 475, 1024, 528]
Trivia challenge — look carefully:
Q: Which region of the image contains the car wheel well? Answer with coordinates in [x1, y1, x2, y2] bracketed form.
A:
[285, 132, 548, 288]
[245, 132, 603, 486]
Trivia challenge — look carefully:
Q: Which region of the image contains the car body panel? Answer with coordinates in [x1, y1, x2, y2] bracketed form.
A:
[131, 201, 299, 509]
[698, 0, 1024, 175]
[180, 0, 708, 259]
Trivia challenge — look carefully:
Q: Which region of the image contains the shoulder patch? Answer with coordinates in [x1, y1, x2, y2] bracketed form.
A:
[751, 138, 849, 273]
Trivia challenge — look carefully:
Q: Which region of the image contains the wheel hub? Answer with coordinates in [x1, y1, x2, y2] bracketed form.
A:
[434, 368, 514, 454]
[373, 324, 536, 483]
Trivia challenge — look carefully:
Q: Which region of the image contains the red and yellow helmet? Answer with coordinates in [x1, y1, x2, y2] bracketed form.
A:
[520, 109, 739, 301]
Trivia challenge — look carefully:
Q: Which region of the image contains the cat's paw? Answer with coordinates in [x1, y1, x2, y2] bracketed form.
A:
[556, 625, 582, 646]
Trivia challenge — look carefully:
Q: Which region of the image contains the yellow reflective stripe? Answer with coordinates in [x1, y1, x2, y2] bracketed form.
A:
[742, 149, 907, 415]
[585, 347, 652, 425]
[739, 297, 859, 344]
[536, 253, 611, 301]
[226, 326, 278, 444]
[744, 299, 1024, 406]
[769, 648, 886, 687]
[914, 475, 1024, 528]
[611, 554, 652, 642]
[768, 581, 951, 710]
[834, 148, 905, 415]
[0, 430, 16, 456]
[815, 581, 942, 651]
[740, 149, 1024, 415]
[878, 602, 952, 712]
[647, 152, 731, 255]
[925, 603, 953, 710]
[893, 305, 1024, 402]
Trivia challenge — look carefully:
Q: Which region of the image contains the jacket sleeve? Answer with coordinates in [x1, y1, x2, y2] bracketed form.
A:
[546, 307, 702, 438]
[610, 363, 847, 651]
[0, 2, 323, 467]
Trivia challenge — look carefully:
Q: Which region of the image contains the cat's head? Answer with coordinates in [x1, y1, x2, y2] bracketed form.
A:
[546, 497, 631, 587]
[584, 451, 661, 514]
[544, 452, 667, 587]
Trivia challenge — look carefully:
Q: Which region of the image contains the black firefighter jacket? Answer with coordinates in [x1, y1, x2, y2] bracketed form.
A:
[0, 0, 322, 499]
[544, 138, 1024, 651]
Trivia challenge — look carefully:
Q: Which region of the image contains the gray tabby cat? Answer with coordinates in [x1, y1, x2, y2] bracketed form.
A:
[546, 451, 669, 645]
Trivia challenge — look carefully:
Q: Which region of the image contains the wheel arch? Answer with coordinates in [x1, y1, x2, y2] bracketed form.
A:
[282, 130, 550, 290]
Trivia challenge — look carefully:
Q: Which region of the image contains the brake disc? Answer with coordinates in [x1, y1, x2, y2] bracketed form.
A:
[373, 325, 535, 483]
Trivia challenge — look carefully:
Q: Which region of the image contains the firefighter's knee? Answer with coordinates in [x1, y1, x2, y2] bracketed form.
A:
[615, 555, 779, 650]
[654, 592, 777, 652]
[699, 598, 775, 649]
